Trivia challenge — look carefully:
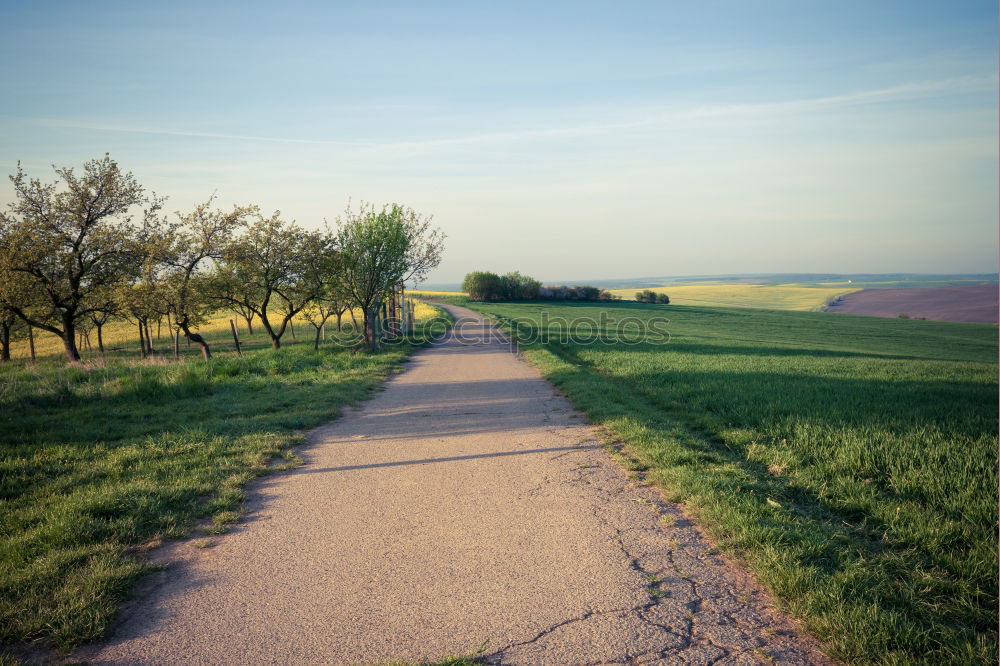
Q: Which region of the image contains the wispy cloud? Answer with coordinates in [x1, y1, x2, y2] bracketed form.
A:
[679, 75, 997, 120]
[369, 74, 997, 152]
[34, 74, 996, 154]
[33, 120, 374, 147]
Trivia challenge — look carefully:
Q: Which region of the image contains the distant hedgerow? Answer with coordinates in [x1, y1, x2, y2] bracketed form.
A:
[462, 271, 616, 302]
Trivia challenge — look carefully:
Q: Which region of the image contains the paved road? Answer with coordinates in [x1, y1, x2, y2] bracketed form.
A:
[79, 305, 828, 665]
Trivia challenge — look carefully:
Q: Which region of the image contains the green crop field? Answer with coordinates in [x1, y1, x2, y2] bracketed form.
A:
[460, 298, 998, 665]
[0, 305, 448, 652]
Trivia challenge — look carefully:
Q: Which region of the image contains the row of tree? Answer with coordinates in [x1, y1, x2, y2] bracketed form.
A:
[0, 155, 444, 362]
[462, 271, 542, 300]
[461, 271, 617, 302]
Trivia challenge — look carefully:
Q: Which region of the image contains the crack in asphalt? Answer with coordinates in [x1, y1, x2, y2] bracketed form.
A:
[489, 433, 828, 665]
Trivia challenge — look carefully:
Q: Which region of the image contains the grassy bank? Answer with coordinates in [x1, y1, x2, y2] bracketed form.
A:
[0, 306, 449, 652]
[464, 300, 997, 665]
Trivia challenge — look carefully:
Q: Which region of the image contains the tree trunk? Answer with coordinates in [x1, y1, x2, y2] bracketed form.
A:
[138, 321, 147, 359]
[182, 325, 211, 360]
[260, 315, 281, 349]
[174, 329, 180, 359]
[63, 315, 80, 362]
[364, 307, 379, 351]
[244, 315, 254, 335]
[336, 311, 343, 332]
[313, 325, 322, 351]
[388, 289, 397, 338]
[96, 323, 105, 354]
[290, 318, 296, 341]
[145, 320, 156, 354]
[28, 325, 36, 361]
[0, 321, 10, 362]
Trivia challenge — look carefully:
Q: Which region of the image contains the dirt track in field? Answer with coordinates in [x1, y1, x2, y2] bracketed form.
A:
[76, 305, 829, 665]
[823, 284, 997, 323]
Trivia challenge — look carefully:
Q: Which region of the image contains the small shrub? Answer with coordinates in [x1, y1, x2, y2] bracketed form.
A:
[501, 271, 541, 300]
[634, 290, 669, 304]
[462, 271, 505, 301]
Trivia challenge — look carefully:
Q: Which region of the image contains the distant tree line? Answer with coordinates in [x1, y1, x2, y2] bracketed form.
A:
[0, 155, 444, 361]
[635, 289, 670, 304]
[462, 271, 617, 302]
[462, 271, 540, 300]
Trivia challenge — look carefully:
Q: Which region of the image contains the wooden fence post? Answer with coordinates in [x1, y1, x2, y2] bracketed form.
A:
[27, 324, 36, 361]
[230, 320, 243, 356]
[388, 286, 397, 339]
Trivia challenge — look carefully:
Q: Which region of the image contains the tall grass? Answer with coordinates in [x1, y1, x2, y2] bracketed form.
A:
[469, 300, 998, 665]
[0, 306, 449, 652]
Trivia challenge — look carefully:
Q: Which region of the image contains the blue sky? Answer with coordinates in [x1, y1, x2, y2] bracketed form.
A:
[1, 1, 996, 283]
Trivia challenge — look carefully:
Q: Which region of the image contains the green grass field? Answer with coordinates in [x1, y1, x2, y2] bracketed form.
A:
[0, 305, 449, 653]
[461, 298, 997, 665]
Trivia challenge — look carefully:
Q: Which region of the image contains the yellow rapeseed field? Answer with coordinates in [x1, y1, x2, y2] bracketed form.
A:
[408, 290, 466, 298]
[9, 300, 440, 361]
[609, 284, 861, 311]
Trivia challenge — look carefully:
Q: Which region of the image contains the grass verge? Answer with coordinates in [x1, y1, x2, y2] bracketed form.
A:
[0, 307, 450, 654]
